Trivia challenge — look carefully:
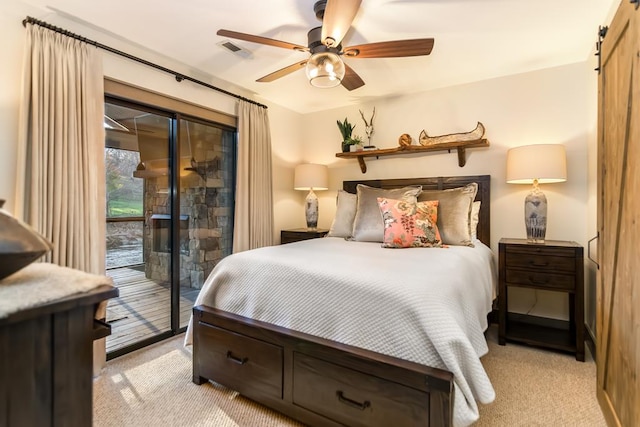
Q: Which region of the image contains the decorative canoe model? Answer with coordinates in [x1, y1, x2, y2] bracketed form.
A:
[419, 121, 485, 146]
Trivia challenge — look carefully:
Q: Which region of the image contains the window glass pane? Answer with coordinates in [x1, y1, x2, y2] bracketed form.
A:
[105, 100, 172, 354]
[105, 147, 144, 270]
[105, 148, 143, 218]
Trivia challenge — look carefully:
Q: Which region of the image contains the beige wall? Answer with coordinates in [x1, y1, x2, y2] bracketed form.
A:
[0, 3, 29, 214]
[1, 1, 599, 322]
[585, 54, 599, 338]
[583, 0, 618, 341]
[295, 62, 596, 320]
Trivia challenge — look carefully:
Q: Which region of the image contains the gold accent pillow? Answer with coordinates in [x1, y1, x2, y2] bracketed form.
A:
[352, 184, 422, 242]
[470, 201, 481, 241]
[418, 183, 478, 246]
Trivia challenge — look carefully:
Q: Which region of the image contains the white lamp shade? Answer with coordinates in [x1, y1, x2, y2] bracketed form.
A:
[506, 144, 567, 184]
[294, 163, 329, 190]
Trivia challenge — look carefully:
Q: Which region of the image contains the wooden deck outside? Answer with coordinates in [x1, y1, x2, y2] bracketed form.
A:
[105, 266, 200, 353]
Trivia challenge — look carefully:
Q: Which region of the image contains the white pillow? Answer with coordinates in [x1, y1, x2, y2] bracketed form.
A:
[327, 190, 357, 238]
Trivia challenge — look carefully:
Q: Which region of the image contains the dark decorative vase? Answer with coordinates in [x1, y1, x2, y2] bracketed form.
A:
[0, 199, 53, 280]
[342, 141, 351, 153]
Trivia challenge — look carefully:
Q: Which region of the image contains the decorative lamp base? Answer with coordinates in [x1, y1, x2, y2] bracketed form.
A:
[524, 186, 547, 243]
[305, 189, 318, 230]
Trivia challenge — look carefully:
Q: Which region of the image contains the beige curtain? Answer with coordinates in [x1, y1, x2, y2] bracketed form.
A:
[233, 100, 274, 252]
[15, 24, 106, 275]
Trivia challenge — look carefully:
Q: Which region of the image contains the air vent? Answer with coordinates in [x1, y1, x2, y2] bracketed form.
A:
[218, 40, 252, 59]
[222, 41, 241, 52]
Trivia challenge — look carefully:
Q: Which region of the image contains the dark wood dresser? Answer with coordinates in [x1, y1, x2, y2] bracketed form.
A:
[498, 238, 584, 361]
[280, 228, 329, 244]
[0, 285, 118, 426]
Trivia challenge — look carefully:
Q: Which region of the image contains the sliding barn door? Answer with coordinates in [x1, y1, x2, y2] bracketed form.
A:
[596, 2, 639, 426]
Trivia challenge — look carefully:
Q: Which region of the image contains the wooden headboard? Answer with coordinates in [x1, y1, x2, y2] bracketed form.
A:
[343, 175, 491, 247]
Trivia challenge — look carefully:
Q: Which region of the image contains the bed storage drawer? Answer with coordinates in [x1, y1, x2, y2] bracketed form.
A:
[293, 352, 429, 427]
[196, 322, 283, 400]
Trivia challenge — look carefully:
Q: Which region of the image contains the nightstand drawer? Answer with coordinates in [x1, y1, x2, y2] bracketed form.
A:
[505, 269, 575, 290]
[504, 245, 576, 258]
[505, 252, 575, 272]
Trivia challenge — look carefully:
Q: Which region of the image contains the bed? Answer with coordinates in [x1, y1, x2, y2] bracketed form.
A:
[187, 175, 494, 427]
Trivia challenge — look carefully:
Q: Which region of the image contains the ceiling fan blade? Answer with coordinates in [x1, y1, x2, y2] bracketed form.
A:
[256, 60, 308, 82]
[341, 63, 365, 91]
[217, 29, 309, 52]
[343, 38, 434, 58]
[321, 0, 362, 47]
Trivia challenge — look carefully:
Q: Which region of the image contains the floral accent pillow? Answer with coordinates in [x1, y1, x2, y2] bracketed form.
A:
[376, 197, 444, 248]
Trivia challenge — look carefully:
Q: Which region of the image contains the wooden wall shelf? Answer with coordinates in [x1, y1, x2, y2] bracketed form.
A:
[335, 139, 490, 173]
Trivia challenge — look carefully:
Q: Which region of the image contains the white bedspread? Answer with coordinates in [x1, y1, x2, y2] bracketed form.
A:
[185, 237, 497, 426]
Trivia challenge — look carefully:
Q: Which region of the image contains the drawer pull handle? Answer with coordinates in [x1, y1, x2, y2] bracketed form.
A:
[336, 391, 371, 410]
[529, 261, 549, 267]
[529, 276, 551, 285]
[226, 351, 248, 365]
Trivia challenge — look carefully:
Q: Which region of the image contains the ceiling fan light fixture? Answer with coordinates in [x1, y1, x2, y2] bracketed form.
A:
[219, 0, 434, 92]
[305, 52, 345, 88]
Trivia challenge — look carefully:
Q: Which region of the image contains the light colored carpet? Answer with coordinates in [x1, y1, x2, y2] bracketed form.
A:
[93, 326, 606, 426]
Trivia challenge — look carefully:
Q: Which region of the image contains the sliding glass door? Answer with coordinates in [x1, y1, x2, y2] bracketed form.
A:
[178, 118, 236, 328]
[104, 98, 236, 357]
[105, 101, 173, 355]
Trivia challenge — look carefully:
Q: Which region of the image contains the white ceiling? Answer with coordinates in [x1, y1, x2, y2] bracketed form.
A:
[19, 0, 616, 113]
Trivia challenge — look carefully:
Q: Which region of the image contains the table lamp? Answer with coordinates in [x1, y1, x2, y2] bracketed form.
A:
[506, 144, 567, 243]
[294, 163, 329, 230]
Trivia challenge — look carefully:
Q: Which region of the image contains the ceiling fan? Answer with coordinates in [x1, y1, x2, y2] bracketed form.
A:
[217, 0, 434, 90]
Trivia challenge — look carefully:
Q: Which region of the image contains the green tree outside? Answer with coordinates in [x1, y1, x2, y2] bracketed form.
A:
[105, 148, 143, 217]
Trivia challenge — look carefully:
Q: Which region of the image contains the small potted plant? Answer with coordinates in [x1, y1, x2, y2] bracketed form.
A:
[337, 118, 356, 153]
[349, 134, 364, 152]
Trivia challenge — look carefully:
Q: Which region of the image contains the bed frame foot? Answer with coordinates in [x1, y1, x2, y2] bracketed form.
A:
[193, 375, 207, 385]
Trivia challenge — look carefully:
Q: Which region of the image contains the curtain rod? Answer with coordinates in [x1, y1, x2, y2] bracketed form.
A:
[22, 16, 268, 109]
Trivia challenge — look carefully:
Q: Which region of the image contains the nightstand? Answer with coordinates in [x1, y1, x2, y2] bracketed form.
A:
[280, 228, 329, 244]
[498, 238, 584, 361]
